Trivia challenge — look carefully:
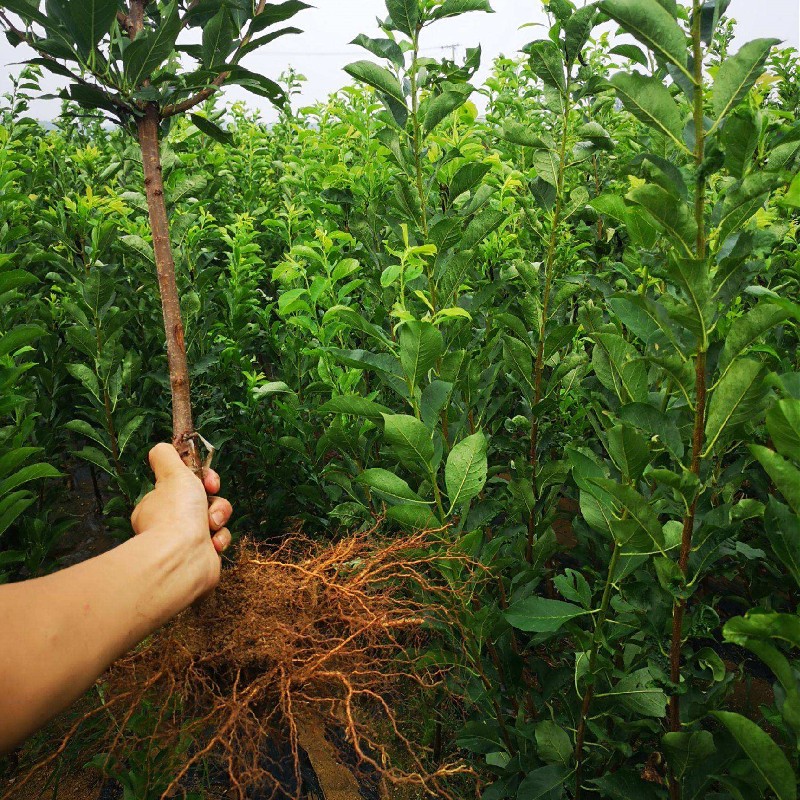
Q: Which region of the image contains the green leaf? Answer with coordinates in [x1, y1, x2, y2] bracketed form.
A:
[382, 413, 434, 471]
[590, 478, 665, 552]
[767, 400, 800, 460]
[711, 711, 796, 800]
[0, 324, 45, 357]
[398, 320, 443, 390]
[0, 463, 62, 496]
[0, 491, 36, 537]
[663, 731, 716, 780]
[189, 113, 233, 145]
[66, 363, 101, 403]
[202, 5, 236, 68]
[534, 721, 572, 768]
[526, 40, 566, 93]
[608, 43, 648, 67]
[751, 445, 800, 516]
[386, 503, 441, 529]
[357, 468, 430, 505]
[461, 208, 506, 249]
[517, 764, 569, 799]
[765, 498, 800, 589]
[237, 26, 302, 58]
[449, 162, 491, 201]
[711, 38, 780, 123]
[445, 432, 487, 512]
[533, 149, 560, 187]
[252, 380, 294, 397]
[429, 0, 493, 21]
[66, 0, 117, 56]
[386, 0, 419, 36]
[564, 3, 598, 66]
[717, 302, 787, 383]
[609, 71, 686, 150]
[607, 423, 650, 482]
[0, 269, 38, 296]
[704, 358, 765, 455]
[601, 0, 688, 74]
[123, 0, 180, 87]
[248, 0, 310, 33]
[618, 403, 684, 459]
[343, 60, 406, 106]
[505, 596, 589, 633]
[611, 668, 668, 717]
[503, 335, 536, 402]
[423, 83, 472, 133]
[628, 183, 696, 257]
[350, 34, 404, 68]
[713, 173, 774, 245]
[318, 396, 392, 421]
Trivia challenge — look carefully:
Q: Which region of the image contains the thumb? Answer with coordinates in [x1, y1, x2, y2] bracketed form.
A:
[148, 442, 189, 482]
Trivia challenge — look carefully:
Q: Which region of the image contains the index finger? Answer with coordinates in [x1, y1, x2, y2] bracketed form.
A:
[203, 468, 221, 495]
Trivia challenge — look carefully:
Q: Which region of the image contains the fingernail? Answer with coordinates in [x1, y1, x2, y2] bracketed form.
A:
[210, 510, 224, 527]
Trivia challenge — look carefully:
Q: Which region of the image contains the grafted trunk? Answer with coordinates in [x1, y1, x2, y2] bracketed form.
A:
[136, 102, 199, 472]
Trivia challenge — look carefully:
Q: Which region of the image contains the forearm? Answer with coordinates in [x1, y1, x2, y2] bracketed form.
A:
[0, 530, 206, 754]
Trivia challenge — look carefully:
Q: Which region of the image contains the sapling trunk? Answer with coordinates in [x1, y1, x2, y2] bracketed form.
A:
[668, 5, 708, 797]
[527, 96, 572, 563]
[136, 104, 199, 470]
[128, 0, 199, 472]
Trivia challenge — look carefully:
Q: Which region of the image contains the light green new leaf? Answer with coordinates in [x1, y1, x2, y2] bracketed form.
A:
[751, 445, 800, 516]
[609, 72, 686, 151]
[601, 0, 689, 75]
[398, 320, 443, 390]
[505, 596, 589, 633]
[704, 358, 765, 454]
[382, 414, 434, 471]
[711, 711, 796, 800]
[356, 469, 430, 505]
[711, 38, 780, 123]
[445, 432, 487, 512]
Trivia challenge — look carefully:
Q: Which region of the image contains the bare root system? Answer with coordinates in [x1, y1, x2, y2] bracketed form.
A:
[10, 527, 478, 800]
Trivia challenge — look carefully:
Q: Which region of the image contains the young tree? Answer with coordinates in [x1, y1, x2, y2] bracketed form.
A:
[0, 0, 307, 469]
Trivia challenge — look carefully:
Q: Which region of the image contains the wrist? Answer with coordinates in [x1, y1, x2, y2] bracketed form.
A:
[138, 528, 216, 610]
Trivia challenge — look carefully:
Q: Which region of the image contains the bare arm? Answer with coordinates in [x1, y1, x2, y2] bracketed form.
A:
[0, 444, 233, 754]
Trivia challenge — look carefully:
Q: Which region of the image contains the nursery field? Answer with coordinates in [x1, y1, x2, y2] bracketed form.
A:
[1, 0, 799, 798]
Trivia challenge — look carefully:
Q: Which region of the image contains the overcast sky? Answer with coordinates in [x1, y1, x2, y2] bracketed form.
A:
[1, 0, 798, 121]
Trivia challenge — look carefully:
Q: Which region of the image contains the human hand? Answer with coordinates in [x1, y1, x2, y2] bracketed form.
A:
[131, 443, 233, 595]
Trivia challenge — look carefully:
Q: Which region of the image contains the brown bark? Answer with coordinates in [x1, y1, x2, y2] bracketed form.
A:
[136, 103, 199, 471]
